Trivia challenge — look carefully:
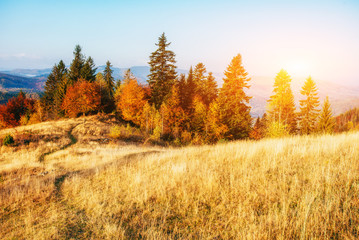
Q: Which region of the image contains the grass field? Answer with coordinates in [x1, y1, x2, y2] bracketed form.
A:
[1, 115, 359, 239]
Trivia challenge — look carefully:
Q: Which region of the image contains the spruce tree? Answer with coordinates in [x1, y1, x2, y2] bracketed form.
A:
[202, 72, 218, 107]
[184, 66, 195, 112]
[298, 76, 320, 134]
[177, 73, 187, 110]
[217, 54, 252, 139]
[103, 61, 115, 98]
[148, 33, 177, 109]
[318, 96, 335, 133]
[68, 45, 85, 85]
[81, 56, 97, 82]
[54, 75, 69, 116]
[193, 63, 207, 97]
[267, 69, 297, 133]
[42, 60, 67, 117]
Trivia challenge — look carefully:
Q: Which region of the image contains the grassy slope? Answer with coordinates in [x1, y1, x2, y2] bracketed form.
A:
[1, 116, 359, 239]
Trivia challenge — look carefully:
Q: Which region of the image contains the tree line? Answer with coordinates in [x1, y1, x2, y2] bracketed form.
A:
[0, 33, 347, 144]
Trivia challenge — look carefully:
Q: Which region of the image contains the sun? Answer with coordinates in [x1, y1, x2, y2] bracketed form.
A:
[282, 60, 312, 78]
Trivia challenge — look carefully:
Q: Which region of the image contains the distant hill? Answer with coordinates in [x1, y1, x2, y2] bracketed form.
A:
[0, 72, 43, 90]
[1, 67, 359, 116]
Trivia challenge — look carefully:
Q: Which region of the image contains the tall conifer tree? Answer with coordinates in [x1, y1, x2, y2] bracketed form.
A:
[202, 72, 218, 107]
[184, 66, 195, 112]
[68, 45, 85, 85]
[81, 56, 97, 82]
[193, 63, 207, 97]
[148, 33, 177, 109]
[103, 61, 115, 98]
[267, 69, 297, 133]
[318, 96, 335, 133]
[217, 54, 252, 139]
[298, 76, 320, 134]
[178, 74, 187, 110]
[42, 60, 67, 117]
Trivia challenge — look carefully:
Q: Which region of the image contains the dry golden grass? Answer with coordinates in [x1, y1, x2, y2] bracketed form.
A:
[1, 115, 359, 239]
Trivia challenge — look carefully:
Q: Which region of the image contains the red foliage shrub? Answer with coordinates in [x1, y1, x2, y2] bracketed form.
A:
[0, 92, 35, 128]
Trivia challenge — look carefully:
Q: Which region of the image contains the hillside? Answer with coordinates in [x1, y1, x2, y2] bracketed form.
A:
[1, 115, 359, 239]
[0, 72, 43, 91]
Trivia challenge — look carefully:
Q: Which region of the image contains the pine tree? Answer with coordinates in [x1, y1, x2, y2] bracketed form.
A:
[193, 62, 207, 97]
[42, 60, 67, 117]
[318, 96, 335, 133]
[298, 76, 320, 134]
[81, 56, 97, 82]
[267, 69, 297, 133]
[183, 66, 195, 112]
[103, 61, 115, 98]
[148, 33, 177, 109]
[54, 75, 69, 117]
[177, 74, 187, 110]
[68, 45, 85, 85]
[122, 69, 136, 85]
[217, 54, 252, 139]
[202, 72, 218, 107]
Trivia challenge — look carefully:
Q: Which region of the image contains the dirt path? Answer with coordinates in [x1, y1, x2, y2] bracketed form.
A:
[38, 123, 80, 162]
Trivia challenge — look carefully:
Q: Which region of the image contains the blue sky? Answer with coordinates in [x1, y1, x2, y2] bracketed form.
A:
[0, 0, 359, 85]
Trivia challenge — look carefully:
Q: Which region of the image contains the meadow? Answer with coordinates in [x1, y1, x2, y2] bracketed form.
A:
[0, 115, 358, 239]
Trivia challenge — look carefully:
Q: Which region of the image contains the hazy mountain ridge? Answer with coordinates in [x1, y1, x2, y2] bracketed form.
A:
[0, 72, 43, 91]
[1, 67, 358, 116]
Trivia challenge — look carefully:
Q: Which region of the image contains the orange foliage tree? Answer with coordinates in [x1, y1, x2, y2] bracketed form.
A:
[116, 79, 149, 126]
[61, 79, 101, 117]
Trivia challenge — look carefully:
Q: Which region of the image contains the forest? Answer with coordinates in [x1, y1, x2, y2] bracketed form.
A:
[0, 33, 357, 145]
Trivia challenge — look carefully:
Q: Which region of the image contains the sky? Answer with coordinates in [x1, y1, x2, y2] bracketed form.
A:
[0, 0, 359, 85]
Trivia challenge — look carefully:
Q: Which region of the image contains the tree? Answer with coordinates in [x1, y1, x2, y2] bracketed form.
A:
[202, 72, 218, 107]
[298, 76, 320, 134]
[317, 96, 335, 133]
[178, 74, 187, 110]
[249, 117, 263, 140]
[160, 83, 187, 139]
[267, 69, 297, 133]
[68, 45, 85, 85]
[193, 62, 207, 97]
[81, 56, 97, 82]
[122, 69, 137, 85]
[54, 75, 69, 117]
[42, 60, 67, 117]
[183, 66, 195, 112]
[0, 91, 35, 127]
[61, 80, 101, 117]
[95, 72, 115, 113]
[104, 61, 115, 98]
[217, 54, 252, 139]
[148, 33, 177, 109]
[206, 100, 228, 143]
[116, 79, 148, 126]
[191, 96, 207, 134]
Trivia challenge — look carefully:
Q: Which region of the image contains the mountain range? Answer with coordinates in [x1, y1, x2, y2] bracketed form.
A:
[1, 66, 359, 116]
